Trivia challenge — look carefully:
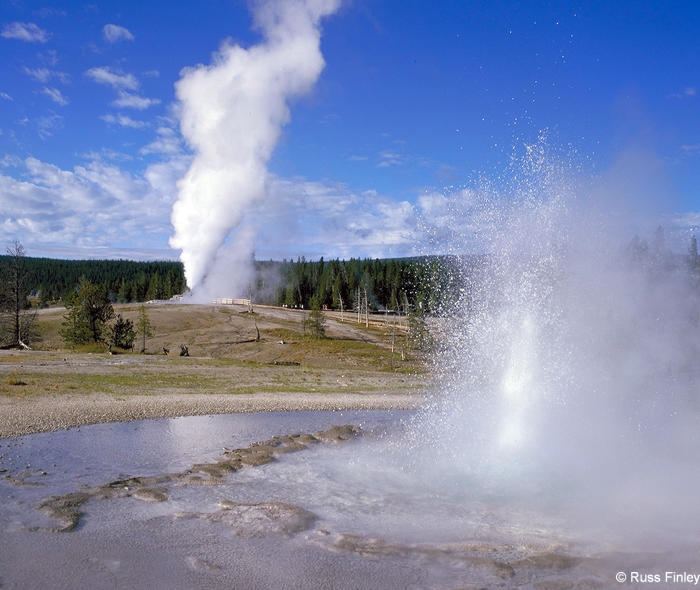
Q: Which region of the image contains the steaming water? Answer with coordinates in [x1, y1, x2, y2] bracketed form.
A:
[3, 411, 698, 588]
[0, 413, 621, 589]
[403, 140, 700, 551]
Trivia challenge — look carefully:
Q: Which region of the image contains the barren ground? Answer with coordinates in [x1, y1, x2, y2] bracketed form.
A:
[0, 303, 430, 437]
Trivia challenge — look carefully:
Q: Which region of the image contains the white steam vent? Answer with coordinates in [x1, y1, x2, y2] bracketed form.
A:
[170, 0, 339, 292]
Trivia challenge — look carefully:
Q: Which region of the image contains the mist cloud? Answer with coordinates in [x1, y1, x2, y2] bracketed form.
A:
[169, 0, 340, 292]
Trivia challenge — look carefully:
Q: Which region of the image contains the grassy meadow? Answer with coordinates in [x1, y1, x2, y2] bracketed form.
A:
[0, 303, 429, 400]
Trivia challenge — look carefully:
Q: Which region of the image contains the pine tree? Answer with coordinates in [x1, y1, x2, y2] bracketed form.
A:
[38, 284, 51, 309]
[128, 282, 139, 303]
[163, 271, 175, 299]
[136, 305, 154, 353]
[284, 282, 298, 308]
[109, 314, 135, 350]
[389, 289, 399, 313]
[60, 277, 115, 344]
[118, 279, 130, 303]
[304, 296, 326, 339]
[146, 273, 162, 301]
[407, 304, 431, 352]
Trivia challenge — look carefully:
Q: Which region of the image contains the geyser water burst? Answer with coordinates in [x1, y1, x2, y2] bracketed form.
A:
[407, 139, 700, 539]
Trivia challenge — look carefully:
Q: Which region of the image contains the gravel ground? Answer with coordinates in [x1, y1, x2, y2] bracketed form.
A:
[0, 392, 424, 438]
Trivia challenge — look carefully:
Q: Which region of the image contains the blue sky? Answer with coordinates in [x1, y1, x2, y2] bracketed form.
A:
[1, 0, 698, 262]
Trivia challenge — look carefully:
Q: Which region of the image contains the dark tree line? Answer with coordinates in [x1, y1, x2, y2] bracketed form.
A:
[258, 232, 700, 316]
[0, 248, 476, 316]
[0, 255, 186, 306]
[253, 255, 479, 315]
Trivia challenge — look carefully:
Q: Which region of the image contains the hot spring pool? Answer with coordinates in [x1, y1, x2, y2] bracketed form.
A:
[2, 410, 698, 589]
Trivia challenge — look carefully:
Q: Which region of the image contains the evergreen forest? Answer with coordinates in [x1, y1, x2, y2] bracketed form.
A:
[0, 256, 186, 306]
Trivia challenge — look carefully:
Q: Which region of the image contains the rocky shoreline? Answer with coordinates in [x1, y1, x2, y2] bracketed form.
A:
[0, 392, 423, 438]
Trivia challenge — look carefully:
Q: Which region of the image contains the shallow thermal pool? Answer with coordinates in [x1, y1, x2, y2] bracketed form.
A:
[0, 410, 697, 589]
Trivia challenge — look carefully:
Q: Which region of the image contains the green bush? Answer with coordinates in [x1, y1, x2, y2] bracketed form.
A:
[109, 314, 135, 350]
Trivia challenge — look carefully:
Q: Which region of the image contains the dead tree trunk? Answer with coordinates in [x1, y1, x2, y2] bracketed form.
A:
[363, 286, 369, 328]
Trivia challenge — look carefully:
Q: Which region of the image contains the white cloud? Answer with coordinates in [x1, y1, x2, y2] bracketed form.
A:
[1, 22, 49, 43]
[23, 66, 70, 84]
[42, 87, 69, 106]
[377, 150, 406, 168]
[101, 113, 148, 129]
[23, 67, 50, 82]
[78, 149, 134, 163]
[140, 126, 183, 154]
[0, 155, 22, 168]
[112, 90, 160, 110]
[39, 50, 59, 67]
[102, 24, 134, 43]
[680, 143, 700, 156]
[0, 147, 427, 263]
[247, 177, 421, 260]
[85, 66, 139, 90]
[36, 114, 63, 139]
[0, 155, 187, 257]
[0, 92, 12, 101]
[84, 68, 159, 112]
[668, 87, 697, 99]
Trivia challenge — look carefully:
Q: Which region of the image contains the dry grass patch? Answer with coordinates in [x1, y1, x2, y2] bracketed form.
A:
[2, 303, 430, 403]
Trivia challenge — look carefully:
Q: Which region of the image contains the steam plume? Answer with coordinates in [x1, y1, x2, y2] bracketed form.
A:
[170, 0, 339, 291]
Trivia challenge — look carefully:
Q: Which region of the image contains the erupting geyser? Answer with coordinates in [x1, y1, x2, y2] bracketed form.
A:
[169, 0, 339, 295]
[405, 139, 700, 543]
